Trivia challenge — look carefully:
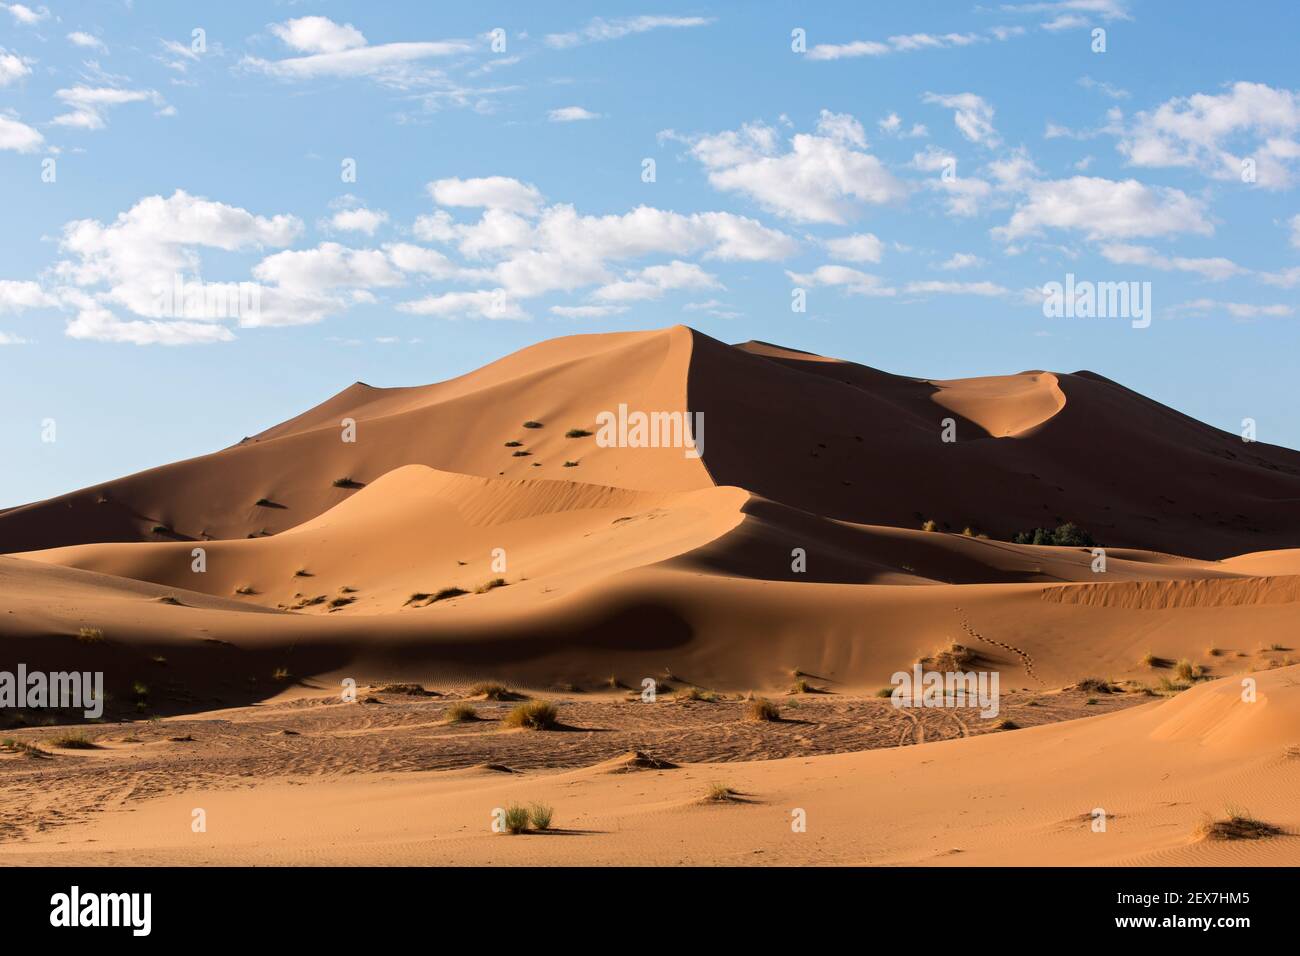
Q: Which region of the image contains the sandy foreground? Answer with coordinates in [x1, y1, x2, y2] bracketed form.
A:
[2, 326, 1299, 866]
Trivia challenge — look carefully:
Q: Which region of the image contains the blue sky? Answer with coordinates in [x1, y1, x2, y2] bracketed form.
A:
[1, 0, 1298, 506]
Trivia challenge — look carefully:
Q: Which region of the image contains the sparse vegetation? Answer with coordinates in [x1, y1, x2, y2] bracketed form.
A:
[1174, 658, 1204, 682]
[528, 803, 554, 831]
[272, 667, 290, 681]
[511, 450, 531, 457]
[328, 596, 355, 609]
[932, 642, 975, 670]
[254, 498, 273, 507]
[746, 698, 780, 722]
[504, 440, 523, 447]
[332, 477, 362, 489]
[468, 683, 514, 700]
[921, 519, 938, 532]
[234, 585, 256, 595]
[476, 577, 507, 594]
[502, 804, 530, 834]
[1012, 522, 1094, 547]
[76, 626, 104, 643]
[1206, 646, 1222, 657]
[1140, 651, 1159, 668]
[503, 700, 559, 730]
[1196, 807, 1285, 841]
[522, 420, 544, 429]
[446, 702, 478, 723]
[705, 782, 736, 802]
[1077, 677, 1116, 694]
[994, 719, 1019, 730]
[875, 687, 896, 698]
[676, 686, 718, 702]
[790, 679, 823, 694]
[563, 460, 579, 468]
[150, 525, 171, 535]
[565, 428, 592, 438]
[50, 734, 98, 750]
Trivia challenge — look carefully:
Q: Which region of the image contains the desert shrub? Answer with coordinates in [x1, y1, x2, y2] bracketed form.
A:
[921, 519, 938, 532]
[705, 782, 735, 802]
[1077, 677, 1115, 694]
[1174, 658, 1203, 682]
[272, 667, 290, 681]
[504, 700, 559, 730]
[1013, 522, 1095, 547]
[1197, 807, 1284, 841]
[528, 803, 554, 830]
[522, 421, 543, 429]
[476, 578, 507, 594]
[446, 702, 478, 723]
[994, 719, 1019, 730]
[469, 683, 512, 700]
[76, 626, 104, 643]
[255, 498, 273, 507]
[50, 734, 98, 750]
[563, 460, 579, 468]
[234, 585, 256, 595]
[933, 642, 975, 669]
[151, 525, 171, 535]
[676, 686, 717, 702]
[511, 450, 531, 457]
[328, 596, 355, 608]
[961, 526, 977, 537]
[504, 440, 523, 447]
[502, 805, 530, 834]
[565, 428, 592, 438]
[746, 698, 780, 722]
[875, 687, 895, 698]
[1140, 651, 1158, 668]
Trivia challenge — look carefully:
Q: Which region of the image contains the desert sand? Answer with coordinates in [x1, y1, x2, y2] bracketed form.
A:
[2, 325, 1298, 866]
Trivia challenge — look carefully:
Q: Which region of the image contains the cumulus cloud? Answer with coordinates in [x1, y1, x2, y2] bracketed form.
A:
[939, 253, 985, 270]
[548, 105, 600, 122]
[329, 207, 389, 236]
[0, 47, 32, 85]
[2, 4, 48, 26]
[428, 176, 544, 216]
[592, 260, 720, 302]
[0, 279, 57, 311]
[243, 16, 472, 87]
[807, 29, 1001, 61]
[549, 304, 628, 318]
[787, 265, 896, 297]
[667, 111, 904, 224]
[994, 176, 1212, 241]
[824, 233, 884, 263]
[67, 32, 108, 53]
[1116, 82, 1300, 189]
[923, 92, 1000, 146]
[397, 289, 527, 320]
[0, 113, 43, 152]
[544, 15, 713, 49]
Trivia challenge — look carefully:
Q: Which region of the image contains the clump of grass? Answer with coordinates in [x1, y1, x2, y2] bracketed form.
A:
[676, 686, 717, 702]
[565, 428, 592, 438]
[1077, 677, 1116, 694]
[746, 698, 780, 722]
[502, 804, 530, 834]
[476, 577, 507, 594]
[994, 719, 1019, 731]
[511, 450, 531, 457]
[76, 626, 104, 643]
[522, 421, 543, 429]
[254, 498, 273, 507]
[961, 526, 977, 537]
[1206, 646, 1222, 657]
[528, 803, 554, 831]
[563, 460, 579, 468]
[1, 738, 50, 758]
[1196, 806, 1285, 841]
[328, 596, 355, 609]
[875, 687, 896, 698]
[932, 642, 975, 670]
[503, 700, 559, 730]
[272, 667, 290, 681]
[234, 585, 256, 595]
[150, 525, 172, 535]
[446, 702, 478, 723]
[332, 477, 362, 489]
[789, 678, 823, 694]
[1157, 676, 1190, 694]
[1140, 651, 1159, 668]
[921, 519, 938, 532]
[704, 782, 736, 802]
[294, 568, 311, 577]
[50, 734, 99, 750]
[504, 440, 523, 447]
[468, 683, 514, 700]
[1174, 658, 1204, 682]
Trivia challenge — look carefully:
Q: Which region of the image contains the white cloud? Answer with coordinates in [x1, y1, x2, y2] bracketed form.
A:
[1169, 298, 1293, 320]
[1078, 75, 1127, 99]
[592, 260, 721, 302]
[413, 210, 458, 243]
[670, 112, 904, 224]
[429, 176, 544, 215]
[994, 176, 1212, 241]
[939, 253, 985, 270]
[330, 207, 389, 236]
[1000, 1, 1131, 20]
[1117, 82, 1300, 189]
[824, 233, 884, 263]
[0, 113, 43, 152]
[1291, 214, 1300, 249]
[269, 16, 367, 55]
[550, 304, 628, 318]
[878, 113, 927, 138]
[0, 331, 30, 345]
[545, 15, 713, 49]
[398, 289, 527, 320]
[244, 16, 472, 87]
[903, 280, 1011, 297]
[67, 32, 108, 53]
[787, 265, 896, 297]
[2, 4, 49, 26]
[0, 279, 56, 311]
[252, 242, 404, 293]
[1098, 243, 1245, 281]
[807, 30, 990, 61]
[548, 105, 600, 122]
[0, 48, 32, 85]
[923, 92, 1000, 146]
[52, 86, 167, 130]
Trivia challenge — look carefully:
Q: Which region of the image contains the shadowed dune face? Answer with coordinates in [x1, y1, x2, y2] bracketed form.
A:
[688, 329, 1300, 558]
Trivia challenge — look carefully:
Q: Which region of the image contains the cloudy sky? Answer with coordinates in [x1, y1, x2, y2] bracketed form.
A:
[2, 0, 1298, 504]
